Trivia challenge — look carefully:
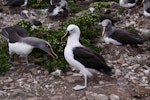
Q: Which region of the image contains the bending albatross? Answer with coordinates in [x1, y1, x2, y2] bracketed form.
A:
[61, 24, 112, 90]
[0, 26, 58, 66]
[101, 19, 144, 46]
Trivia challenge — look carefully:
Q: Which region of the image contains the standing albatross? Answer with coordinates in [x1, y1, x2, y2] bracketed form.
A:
[0, 27, 58, 66]
[61, 24, 112, 90]
[101, 19, 144, 46]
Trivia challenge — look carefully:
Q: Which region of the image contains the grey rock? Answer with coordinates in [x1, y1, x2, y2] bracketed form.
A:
[86, 91, 108, 100]
[50, 96, 63, 100]
[110, 94, 120, 100]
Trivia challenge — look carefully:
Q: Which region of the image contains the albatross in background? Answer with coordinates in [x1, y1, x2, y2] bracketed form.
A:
[0, 26, 58, 66]
[21, 10, 42, 26]
[119, 0, 137, 8]
[61, 24, 112, 90]
[142, 0, 150, 17]
[3, 0, 28, 7]
[101, 19, 144, 46]
[48, 0, 69, 18]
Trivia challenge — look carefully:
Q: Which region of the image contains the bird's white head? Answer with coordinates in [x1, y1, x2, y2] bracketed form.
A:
[61, 24, 81, 45]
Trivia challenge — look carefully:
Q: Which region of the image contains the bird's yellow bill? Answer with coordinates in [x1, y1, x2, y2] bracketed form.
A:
[61, 31, 68, 42]
[25, 13, 30, 18]
[141, 0, 144, 4]
[102, 26, 106, 37]
[49, 48, 58, 59]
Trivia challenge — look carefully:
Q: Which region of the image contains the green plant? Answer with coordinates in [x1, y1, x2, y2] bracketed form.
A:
[60, 12, 100, 39]
[125, 26, 140, 33]
[68, 0, 88, 13]
[0, 38, 10, 74]
[27, 0, 49, 8]
[89, 2, 110, 12]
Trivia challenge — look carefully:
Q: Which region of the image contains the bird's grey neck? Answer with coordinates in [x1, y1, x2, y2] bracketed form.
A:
[22, 37, 44, 48]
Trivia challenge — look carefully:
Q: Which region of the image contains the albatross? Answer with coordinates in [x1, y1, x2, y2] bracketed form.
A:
[61, 24, 112, 90]
[21, 10, 42, 26]
[142, 0, 150, 17]
[101, 19, 144, 46]
[0, 26, 58, 66]
[119, 0, 137, 8]
[48, 0, 68, 18]
[3, 0, 28, 7]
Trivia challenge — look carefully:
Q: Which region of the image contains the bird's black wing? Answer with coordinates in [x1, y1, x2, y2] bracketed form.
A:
[6, 28, 21, 43]
[0, 29, 9, 41]
[73, 47, 112, 74]
[1, 26, 29, 41]
[12, 25, 29, 37]
[128, 0, 137, 3]
[30, 19, 42, 26]
[4, 0, 25, 7]
[146, 7, 150, 13]
[110, 29, 143, 45]
[48, 5, 56, 13]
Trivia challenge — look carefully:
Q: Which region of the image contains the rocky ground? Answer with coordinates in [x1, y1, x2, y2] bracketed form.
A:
[0, 1, 150, 100]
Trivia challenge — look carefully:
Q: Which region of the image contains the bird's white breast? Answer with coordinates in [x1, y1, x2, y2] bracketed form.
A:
[64, 46, 93, 77]
[9, 42, 34, 56]
[119, 0, 135, 8]
[144, 10, 150, 17]
[104, 37, 122, 45]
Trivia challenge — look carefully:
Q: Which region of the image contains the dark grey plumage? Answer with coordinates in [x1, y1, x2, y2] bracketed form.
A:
[3, 0, 28, 7]
[101, 19, 144, 46]
[73, 47, 112, 74]
[0, 25, 29, 41]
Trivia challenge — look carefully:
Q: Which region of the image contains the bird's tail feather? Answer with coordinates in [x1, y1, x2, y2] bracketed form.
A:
[0, 30, 9, 42]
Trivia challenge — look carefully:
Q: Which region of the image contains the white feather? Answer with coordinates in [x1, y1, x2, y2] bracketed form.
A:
[104, 37, 122, 45]
[9, 42, 34, 56]
[144, 10, 150, 17]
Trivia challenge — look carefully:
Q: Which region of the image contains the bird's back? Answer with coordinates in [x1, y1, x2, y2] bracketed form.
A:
[73, 47, 112, 75]
[4, 0, 25, 7]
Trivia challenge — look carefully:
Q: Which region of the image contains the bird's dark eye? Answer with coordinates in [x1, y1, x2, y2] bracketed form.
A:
[46, 44, 50, 48]
[70, 29, 73, 32]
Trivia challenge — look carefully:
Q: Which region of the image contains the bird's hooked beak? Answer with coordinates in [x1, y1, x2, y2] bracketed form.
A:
[140, 0, 145, 7]
[25, 13, 30, 19]
[48, 48, 58, 59]
[141, 0, 144, 4]
[102, 26, 106, 37]
[61, 31, 69, 42]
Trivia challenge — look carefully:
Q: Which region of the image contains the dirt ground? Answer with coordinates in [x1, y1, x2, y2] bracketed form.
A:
[0, 1, 150, 100]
